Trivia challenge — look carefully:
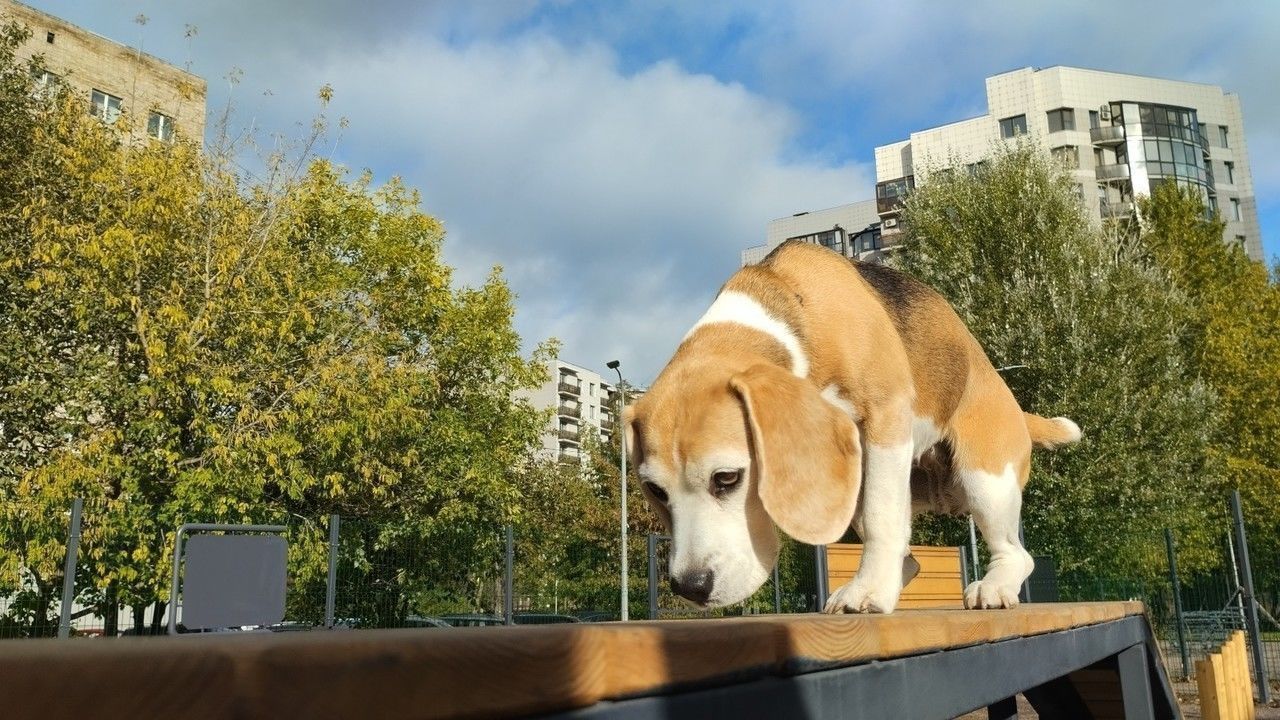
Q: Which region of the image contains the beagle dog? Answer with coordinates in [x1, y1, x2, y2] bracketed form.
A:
[624, 241, 1080, 613]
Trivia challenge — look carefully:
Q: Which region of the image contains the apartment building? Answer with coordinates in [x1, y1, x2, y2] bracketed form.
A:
[875, 66, 1261, 260]
[523, 360, 625, 462]
[743, 199, 883, 266]
[2, 0, 207, 143]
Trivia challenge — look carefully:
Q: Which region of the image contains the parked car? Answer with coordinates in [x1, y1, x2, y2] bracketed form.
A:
[437, 614, 505, 628]
[513, 613, 581, 625]
[402, 615, 452, 629]
[265, 621, 316, 632]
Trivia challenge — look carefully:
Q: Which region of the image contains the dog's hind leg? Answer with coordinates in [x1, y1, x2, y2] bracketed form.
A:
[960, 463, 1033, 609]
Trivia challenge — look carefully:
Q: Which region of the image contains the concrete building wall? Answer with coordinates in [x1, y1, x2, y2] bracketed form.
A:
[3, 0, 207, 144]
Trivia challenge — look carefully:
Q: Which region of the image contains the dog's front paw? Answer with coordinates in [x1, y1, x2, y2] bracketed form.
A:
[963, 580, 1021, 609]
[824, 575, 902, 614]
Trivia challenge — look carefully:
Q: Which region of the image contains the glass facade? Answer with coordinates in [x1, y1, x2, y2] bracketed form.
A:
[1129, 102, 1215, 198]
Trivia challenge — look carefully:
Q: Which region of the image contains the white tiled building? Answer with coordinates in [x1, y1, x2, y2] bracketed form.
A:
[744, 66, 1263, 264]
[523, 360, 622, 462]
[875, 66, 1262, 260]
[743, 199, 883, 266]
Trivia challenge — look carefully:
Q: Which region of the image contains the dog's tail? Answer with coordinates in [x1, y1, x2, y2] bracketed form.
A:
[1024, 413, 1082, 450]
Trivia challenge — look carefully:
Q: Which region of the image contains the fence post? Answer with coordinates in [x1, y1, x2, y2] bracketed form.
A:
[1165, 528, 1190, 680]
[1018, 523, 1031, 603]
[57, 497, 83, 639]
[968, 516, 980, 577]
[1229, 490, 1270, 704]
[813, 544, 829, 612]
[647, 533, 659, 620]
[504, 525, 514, 625]
[324, 514, 339, 629]
[772, 561, 782, 614]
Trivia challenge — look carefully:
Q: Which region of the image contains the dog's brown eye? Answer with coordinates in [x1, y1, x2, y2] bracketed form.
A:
[711, 469, 742, 494]
[643, 481, 668, 504]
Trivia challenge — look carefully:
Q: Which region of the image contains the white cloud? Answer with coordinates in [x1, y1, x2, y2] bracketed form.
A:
[289, 36, 871, 383]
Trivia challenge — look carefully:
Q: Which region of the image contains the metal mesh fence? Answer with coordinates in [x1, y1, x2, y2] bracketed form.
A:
[0, 500, 70, 638]
[648, 535, 820, 618]
[2, 494, 1279, 707]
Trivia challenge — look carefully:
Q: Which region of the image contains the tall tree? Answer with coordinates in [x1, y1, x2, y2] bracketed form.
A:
[894, 141, 1223, 581]
[1132, 183, 1280, 592]
[0, 21, 553, 634]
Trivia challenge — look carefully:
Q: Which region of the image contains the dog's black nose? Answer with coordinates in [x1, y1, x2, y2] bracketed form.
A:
[671, 570, 714, 605]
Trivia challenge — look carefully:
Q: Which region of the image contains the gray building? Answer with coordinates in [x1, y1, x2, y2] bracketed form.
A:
[744, 199, 883, 266]
[746, 66, 1263, 265]
[522, 360, 622, 462]
[875, 66, 1262, 260]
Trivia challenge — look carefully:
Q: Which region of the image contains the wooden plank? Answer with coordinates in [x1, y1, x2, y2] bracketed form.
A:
[1198, 656, 1224, 720]
[0, 602, 1147, 720]
[1228, 633, 1241, 720]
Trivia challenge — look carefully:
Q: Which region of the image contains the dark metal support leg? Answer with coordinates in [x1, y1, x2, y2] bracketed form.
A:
[986, 696, 1018, 720]
[1023, 674, 1092, 719]
[1118, 644, 1155, 719]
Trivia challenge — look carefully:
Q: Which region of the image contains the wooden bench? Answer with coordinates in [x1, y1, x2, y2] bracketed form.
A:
[0, 602, 1179, 719]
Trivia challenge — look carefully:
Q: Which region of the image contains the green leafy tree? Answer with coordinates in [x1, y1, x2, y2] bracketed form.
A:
[1132, 184, 1280, 596]
[894, 141, 1223, 583]
[0, 21, 552, 634]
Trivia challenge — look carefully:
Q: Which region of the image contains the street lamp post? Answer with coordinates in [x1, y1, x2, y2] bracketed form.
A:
[607, 360, 628, 622]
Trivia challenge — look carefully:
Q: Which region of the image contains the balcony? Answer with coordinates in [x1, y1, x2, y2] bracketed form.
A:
[558, 428, 580, 443]
[1090, 125, 1125, 145]
[600, 418, 616, 432]
[1095, 163, 1131, 182]
[876, 196, 905, 215]
[558, 404, 581, 419]
[557, 381, 579, 396]
[1100, 200, 1134, 219]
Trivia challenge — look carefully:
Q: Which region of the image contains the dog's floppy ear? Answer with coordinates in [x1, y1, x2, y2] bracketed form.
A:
[623, 405, 671, 531]
[622, 405, 641, 469]
[730, 364, 861, 545]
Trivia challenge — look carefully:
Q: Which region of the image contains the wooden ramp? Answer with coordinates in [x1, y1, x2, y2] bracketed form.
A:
[0, 602, 1179, 719]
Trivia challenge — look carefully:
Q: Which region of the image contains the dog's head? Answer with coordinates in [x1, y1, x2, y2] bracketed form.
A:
[625, 358, 861, 608]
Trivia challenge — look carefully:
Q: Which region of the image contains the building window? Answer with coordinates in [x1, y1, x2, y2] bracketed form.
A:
[1224, 161, 1235, 184]
[90, 89, 123, 124]
[1089, 110, 1100, 129]
[1208, 196, 1219, 215]
[875, 176, 914, 213]
[147, 111, 175, 141]
[1046, 108, 1075, 133]
[1230, 198, 1241, 222]
[1219, 126, 1229, 148]
[999, 114, 1027, 139]
[964, 161, 988, 177]
[788, 230, 844, 253]
[1234, 235, 1246, 248]
[1051, 145, 1079, 169]
[30, 68, 58, 96]
[46, 32, 55, 44]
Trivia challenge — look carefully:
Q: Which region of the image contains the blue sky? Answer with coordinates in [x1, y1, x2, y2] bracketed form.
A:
[18, 1, 1280, 383]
